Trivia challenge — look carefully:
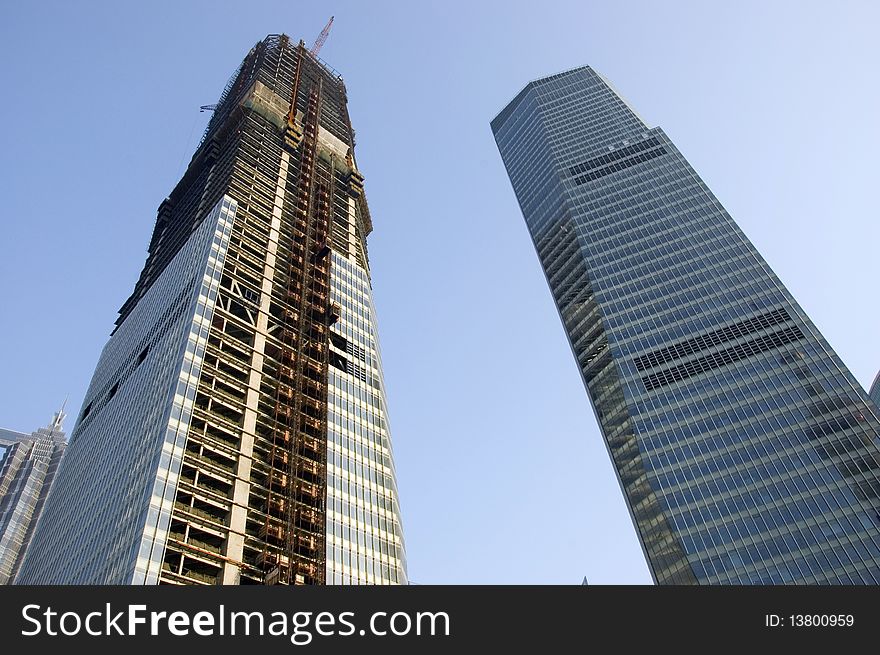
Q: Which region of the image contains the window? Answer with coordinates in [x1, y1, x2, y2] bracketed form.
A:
[330, 351, 347, 373]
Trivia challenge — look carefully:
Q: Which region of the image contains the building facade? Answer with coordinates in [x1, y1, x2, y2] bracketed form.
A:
[17, 34, 406, 585]
[0, 411, 66, 584]
[492, 67, 880, 584]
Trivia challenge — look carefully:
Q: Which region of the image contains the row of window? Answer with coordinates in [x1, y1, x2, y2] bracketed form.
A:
[635, 308, 791, 371]
[642, 327, 806, 395]
[573, 147, 667, 185]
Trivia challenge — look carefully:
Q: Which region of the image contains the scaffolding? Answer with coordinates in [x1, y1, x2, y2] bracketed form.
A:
[155, 35, 358, 586]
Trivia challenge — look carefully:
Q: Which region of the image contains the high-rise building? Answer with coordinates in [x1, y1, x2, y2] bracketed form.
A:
[492, 67, 880, 584]
[16, 34, 406, 585]
[0, 410, 66, 584]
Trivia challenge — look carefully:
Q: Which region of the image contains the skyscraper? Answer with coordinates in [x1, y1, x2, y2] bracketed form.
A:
[17, 34, 406, 585]
[0, 410, 66, 584]
[492, 67, 880, 584]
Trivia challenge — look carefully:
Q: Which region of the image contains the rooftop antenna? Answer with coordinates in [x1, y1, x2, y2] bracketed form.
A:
[50, 397, 68, 435]
[310, 16, 334, 56]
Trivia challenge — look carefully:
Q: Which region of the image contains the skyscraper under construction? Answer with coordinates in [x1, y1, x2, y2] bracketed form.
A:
[17, 34, 406, 585]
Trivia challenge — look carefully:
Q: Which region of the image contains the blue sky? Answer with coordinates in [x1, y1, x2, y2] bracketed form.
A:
[1, 1, 878, 584]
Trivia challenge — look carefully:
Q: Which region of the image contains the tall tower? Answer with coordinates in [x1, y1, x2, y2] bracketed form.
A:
[0, 410, 66, 584]
[17, 34, 406, 585]
[492, 67, 880, 584]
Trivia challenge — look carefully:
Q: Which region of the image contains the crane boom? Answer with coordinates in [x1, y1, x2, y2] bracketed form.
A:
[310, 16, 334, 56]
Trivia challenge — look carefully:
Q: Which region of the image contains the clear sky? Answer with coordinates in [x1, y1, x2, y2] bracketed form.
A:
[1, 0, 878, 585]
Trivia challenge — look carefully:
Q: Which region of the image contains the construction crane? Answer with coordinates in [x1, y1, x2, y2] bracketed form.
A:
[200, 104, 217, 112]
[310, 16, 334, 56]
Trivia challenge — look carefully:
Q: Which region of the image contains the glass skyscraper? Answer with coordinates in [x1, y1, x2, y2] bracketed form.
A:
[492, 66, 880, 584]
[16, 34, 406, 585]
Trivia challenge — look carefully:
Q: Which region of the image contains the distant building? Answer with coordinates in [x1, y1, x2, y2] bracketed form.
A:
[869, 372, 880, 409]
[0, 409, 66, 584]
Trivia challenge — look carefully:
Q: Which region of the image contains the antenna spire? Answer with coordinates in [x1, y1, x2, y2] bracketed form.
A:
[50, 398, 67, 433]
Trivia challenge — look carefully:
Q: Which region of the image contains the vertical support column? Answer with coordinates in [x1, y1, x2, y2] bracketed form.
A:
[221, 152, 290, 583]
